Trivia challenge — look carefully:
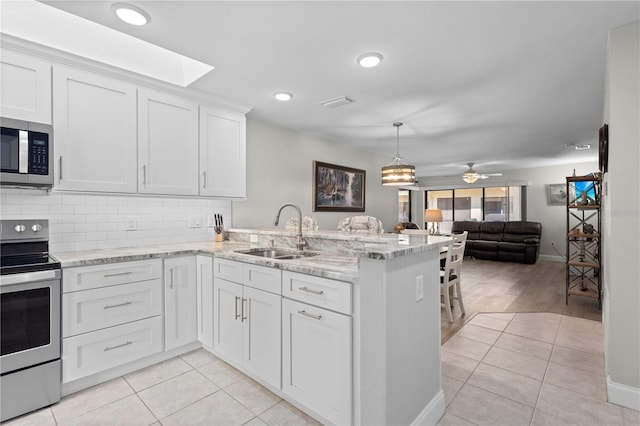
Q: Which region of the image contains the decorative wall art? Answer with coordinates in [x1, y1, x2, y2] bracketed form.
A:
[547, 183, 568, 205]
[313, 161, 366, 212]
[599, 123, 609, 173]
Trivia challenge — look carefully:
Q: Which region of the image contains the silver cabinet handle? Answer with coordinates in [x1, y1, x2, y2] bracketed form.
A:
[59, 156, 63, 180]
[297, 310, 322, 320]
[169, 268, 174, 289]
[142, 165, 147, 185]
[299, 286, 324, 295]
[234, 296, 241, 320]
[103, 301, 132, 309]
[104, 341, 132, 351]
[202, 171, 207, 188]
[104, 271, 132, 278]
[241, 298, 247, 322]
[19, 130, 28, 173]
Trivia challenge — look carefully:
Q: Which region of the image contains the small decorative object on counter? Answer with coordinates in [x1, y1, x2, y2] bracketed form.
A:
[214, 213, 224, 242]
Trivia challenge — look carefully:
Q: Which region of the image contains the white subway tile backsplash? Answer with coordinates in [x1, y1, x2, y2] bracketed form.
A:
[1, 189, 231, 253]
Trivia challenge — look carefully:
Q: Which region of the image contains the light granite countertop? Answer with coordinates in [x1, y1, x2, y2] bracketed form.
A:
[53, 230, 449, 283]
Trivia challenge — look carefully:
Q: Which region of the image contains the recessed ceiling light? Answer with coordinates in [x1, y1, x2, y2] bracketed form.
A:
[274, 92, 293, 102]
[357, 52, 383, 68]
[112, 3, 150, 26]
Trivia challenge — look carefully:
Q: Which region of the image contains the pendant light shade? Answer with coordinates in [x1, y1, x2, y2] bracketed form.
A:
[381, 122, 416, 186]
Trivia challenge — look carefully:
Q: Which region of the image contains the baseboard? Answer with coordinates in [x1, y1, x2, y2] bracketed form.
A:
[539, 254, 564, 262]
[608, 375, 640, 411]
[411, 390, 446, 425]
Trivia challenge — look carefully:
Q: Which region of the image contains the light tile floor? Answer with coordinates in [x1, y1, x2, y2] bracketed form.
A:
[439, 312, 640, 426]
[5, 313, 639, 426]
[4, 350, 321, 426]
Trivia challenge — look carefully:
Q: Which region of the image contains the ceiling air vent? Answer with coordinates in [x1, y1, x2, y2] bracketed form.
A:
[320, 96, 354, 109]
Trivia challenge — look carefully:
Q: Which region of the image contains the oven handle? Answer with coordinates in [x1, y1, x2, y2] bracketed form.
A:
[0, 269, 61, 286]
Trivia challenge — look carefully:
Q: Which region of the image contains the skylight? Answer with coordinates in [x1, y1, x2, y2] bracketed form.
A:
[1, 0, 214, 87]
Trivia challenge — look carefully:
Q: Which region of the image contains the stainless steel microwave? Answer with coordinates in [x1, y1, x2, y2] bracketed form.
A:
[1, 118, 53, 188]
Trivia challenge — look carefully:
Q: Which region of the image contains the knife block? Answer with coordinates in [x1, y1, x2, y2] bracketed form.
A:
[215, 228, 224, 242]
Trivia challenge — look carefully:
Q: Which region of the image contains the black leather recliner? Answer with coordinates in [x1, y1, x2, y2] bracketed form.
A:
[451, 221, 542, 264]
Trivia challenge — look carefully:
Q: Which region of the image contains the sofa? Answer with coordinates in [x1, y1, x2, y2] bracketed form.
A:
[451, 221, 542, 264]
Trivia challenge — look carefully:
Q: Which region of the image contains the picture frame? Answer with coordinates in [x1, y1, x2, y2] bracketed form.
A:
[599, 123, 608, 173]
[547, 183, 567, 205]
[313, 161, 365, 212]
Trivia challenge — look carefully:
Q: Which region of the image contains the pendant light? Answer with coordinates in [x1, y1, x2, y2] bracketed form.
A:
[381, 122, 416, 186]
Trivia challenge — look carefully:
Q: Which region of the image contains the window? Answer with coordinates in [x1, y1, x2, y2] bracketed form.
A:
[425, 186, 525, 233]
[398, 189, 411, 222]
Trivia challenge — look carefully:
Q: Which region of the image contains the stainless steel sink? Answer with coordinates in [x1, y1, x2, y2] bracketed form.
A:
[234, 248, 318, 260]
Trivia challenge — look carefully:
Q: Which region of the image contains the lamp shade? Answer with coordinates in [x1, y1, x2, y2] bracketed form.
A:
[381, 163, 416, 186]
[381, 122, 415, 186]
[424, 209, 443, 223]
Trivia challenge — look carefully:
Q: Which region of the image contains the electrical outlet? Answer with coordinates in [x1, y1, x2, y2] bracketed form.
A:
[188, 216, 202, 228]
[126, 216, 137, 231]
[416, 275, 424, 302]
[207, 215, 215, 228]
[250, 234, 258, 243]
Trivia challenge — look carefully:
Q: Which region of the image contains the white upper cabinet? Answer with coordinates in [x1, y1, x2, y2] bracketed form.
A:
[53, 66, 137, 192]
[199, 106, 246, 198]
[138, 89, 199, 195]
[1, 49, 52, 124]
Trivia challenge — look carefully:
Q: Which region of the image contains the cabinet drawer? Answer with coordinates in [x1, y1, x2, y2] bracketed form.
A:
[63, 279, 163, 337]
[283, 271, 351, 314]
[244, 263, 281, 294]
[62, 316, 163, 383]
[63, 259, 163, 293]
[214, 258, 243, 283]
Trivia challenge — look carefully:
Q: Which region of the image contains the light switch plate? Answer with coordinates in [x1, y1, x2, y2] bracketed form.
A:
[188, 216, 202, 228]
[250, 234, 258, 243]
[126, 216, 137, 231]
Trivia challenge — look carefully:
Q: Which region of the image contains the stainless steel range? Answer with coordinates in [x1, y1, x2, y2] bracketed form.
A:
[0, 219, 61, 422]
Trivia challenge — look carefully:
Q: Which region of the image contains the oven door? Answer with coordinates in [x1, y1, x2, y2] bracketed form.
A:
[0, 269, 61, 374]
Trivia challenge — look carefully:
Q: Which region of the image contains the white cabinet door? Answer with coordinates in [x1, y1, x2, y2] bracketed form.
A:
[213, 277, 243, 364]
[53, 66, 137, 192]
[164, 256, 197, 351]
[196, 255, 214, 350]
[138, 89, 198, 195]
[1, 49, 51, 123]
[199, 106, 246, 198]
[282, 298, 352, 425]
[243, 286, 281, 389]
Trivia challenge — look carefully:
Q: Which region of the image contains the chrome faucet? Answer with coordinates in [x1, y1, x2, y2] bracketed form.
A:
[274, 203, 308, 251]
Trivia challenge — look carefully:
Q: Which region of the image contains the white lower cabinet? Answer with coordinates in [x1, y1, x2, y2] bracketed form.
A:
[196, 255, 214, 350]
[62, 260, 164, 384]
[62, 316, 163, 383]
[282, 298, 352, 426]
[213, 259, 281, 389]
[164, 256, 197, 351]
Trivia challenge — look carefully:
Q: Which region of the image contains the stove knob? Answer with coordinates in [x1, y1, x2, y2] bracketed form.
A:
[32, 224, 42, 232]
[15, 225, 26, 232]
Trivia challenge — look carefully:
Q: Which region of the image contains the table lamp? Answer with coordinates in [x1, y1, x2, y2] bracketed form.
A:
[425, 209, 443, 235]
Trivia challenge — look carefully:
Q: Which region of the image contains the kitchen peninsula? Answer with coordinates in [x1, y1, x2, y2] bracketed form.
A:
[54, 229, 448, 425]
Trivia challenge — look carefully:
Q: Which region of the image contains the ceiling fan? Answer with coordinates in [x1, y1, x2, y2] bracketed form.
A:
[462, 163, 502, 183]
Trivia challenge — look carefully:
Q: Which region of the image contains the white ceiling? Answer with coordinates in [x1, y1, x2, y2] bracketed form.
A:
[32, 1, 640, 176]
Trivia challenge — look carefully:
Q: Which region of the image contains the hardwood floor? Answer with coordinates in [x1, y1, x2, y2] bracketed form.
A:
[441, 258, 602, 342]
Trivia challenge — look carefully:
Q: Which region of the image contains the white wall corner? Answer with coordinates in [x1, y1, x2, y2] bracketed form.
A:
[410, 390, 446, 426]
[607, 375, 640, 411]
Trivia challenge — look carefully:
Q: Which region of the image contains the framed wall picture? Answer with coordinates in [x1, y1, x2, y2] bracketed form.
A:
[599, 123, 609, 173]
[547, 183, 567, 205]
[313, 161, 365, 212]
